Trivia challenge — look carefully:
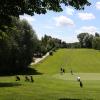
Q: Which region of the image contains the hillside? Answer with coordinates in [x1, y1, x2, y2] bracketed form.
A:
[34, 49, 100, 74]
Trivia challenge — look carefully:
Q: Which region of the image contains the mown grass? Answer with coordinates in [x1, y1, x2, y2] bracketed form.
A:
[0, 75, 100, 100]
[0, 49, 100, 100]
[34, 49, 100, 74]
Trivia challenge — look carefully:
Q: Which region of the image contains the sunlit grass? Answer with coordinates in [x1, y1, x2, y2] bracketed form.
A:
[34, 49, 100, 74]
[1, 49, 100, 100]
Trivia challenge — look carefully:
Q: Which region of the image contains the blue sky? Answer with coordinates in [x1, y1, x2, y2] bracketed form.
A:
[20, 0, 100, 43]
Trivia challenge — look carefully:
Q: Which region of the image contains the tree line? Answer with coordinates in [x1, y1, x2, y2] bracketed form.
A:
[1, 17, 100, 73]
[0, 17, 69, 73]
[61, 32, 100, 49]
[0, 17, 39, 73]
[0, 0, 90, 74]
[1, 16, 100, 73]
[77, 32, 100, 50]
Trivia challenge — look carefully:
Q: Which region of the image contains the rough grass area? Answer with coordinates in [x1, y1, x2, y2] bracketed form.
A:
[1, 49, 100, 100]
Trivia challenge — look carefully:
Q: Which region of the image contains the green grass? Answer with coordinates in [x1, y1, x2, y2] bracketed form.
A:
[1, 49, 100, 100]
[53, 73, 100, 80]
[35, 49, 100, 74]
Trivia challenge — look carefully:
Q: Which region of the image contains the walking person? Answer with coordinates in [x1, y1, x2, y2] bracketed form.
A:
[25, 76, 30, 82]
[80, 81, 83, 88]
[61, 67, 63, 72]
[30, 76, 34, 82]
[60, 67, 63, 74]
[77, 76, 80, 82]
[70, 69, 73, 75]
[77, 76, 83, 88]
[63, 68, 65, 73]
[16, 75, 20, 81]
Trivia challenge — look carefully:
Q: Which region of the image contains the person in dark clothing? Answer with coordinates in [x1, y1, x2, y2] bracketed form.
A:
[63, 68, 65, 73]
[70, 69, 73, 75]
[30, 76, 34, 82]
[16, 75, 20, 81]
[80, 81, 83, 88]
[25, 76, 30, 82]
[61, 68, 63, 72]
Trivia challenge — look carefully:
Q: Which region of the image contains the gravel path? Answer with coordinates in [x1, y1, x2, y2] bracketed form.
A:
[31, 52, 49, 65]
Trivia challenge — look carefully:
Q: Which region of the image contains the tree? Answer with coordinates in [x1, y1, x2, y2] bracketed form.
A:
[77, 33, 93, 48]
[77, 33, 88, 48]
[92, 37, 100, 50]
[69, 42, 81, 48]
[41, 35, 55, 53]
[14, 19, 39, 69]
[95, 32, 100, 37]
[0, 0, 90, 16]
[41, 35, 66, 54]
[92, 32, 100, 50]
[0, 0, 90, 28]
[83, 34, 93, 48]
[61, 41, 67, 48]
[0, 17, 39, 73]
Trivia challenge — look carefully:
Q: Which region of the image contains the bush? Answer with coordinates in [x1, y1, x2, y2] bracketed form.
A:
[49, 51, 53, 56]
[52, 48, 57, 52]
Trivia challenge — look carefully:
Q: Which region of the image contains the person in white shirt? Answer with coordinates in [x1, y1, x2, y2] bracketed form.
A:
[77, 76, 80, 82]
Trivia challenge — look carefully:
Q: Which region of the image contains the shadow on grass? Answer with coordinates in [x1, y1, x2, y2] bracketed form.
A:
[0, 68, 43, 76]
[59, 98, 93, 100]
[18, 68, 43, 75]
[59, 98, 81, 100]
[0, 82, 21, 87]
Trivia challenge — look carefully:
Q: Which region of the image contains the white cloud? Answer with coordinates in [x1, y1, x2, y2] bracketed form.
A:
[78, 13, 95, 20]
[54, 15, 74, 27]
[66, 7, 74, 15]
[20, 14, 35, 25]
[75, 26, 98, 35]
[96, 2, 100, 10]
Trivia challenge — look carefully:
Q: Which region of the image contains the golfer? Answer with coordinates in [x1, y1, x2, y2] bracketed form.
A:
[77, 76, 80, 82]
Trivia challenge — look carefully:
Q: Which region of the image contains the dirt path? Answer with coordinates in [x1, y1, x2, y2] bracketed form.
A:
[31, 52, 49, 65]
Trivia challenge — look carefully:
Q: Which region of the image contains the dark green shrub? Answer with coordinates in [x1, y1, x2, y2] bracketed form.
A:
[49, 51, 53, 56]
